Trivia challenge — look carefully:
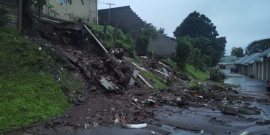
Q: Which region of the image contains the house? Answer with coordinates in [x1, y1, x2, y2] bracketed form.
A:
[218, 56, 243, 69]
[235, 48, 270, 80]
[43, 0, 98, 24]
[98, 6, 144, 39]
[147, 34, 176, 56]
[0, 0, 22, 30]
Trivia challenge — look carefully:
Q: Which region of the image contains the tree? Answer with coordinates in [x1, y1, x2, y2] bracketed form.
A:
[173, 11, 219, 39]
[135, 22, 159, 55]
[175, 37, 192, 69]
[157, 27, 165, 35]
[192, 48, 201, 71]
[246, 38, 270, 55]
[231, 47, 244, 57]
[173, 11, 226, 67]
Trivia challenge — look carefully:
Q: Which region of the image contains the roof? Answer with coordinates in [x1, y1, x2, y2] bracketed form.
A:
[218, 56, 240, 65]
[98, 6, 131, 11]
[245, 53, 261, 64]
[235, 53, 260, 65]
[259, 48, 270, 57]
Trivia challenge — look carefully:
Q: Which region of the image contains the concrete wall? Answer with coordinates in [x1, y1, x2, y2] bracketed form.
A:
[98, 6, 144, 37]
[44, 0, 97, 24]
[147, 34, 176, 56]
[0, 0, 22, 30]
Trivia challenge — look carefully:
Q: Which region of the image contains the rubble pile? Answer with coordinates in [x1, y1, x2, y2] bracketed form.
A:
[26, 21, 260, 130]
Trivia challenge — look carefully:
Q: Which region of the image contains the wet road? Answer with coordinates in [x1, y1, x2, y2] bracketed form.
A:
[222, 69, 270, 98]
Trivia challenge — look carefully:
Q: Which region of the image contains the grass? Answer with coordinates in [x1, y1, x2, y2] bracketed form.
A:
[0, 28, 71, 131]
[87, 24, 142, 64]
[161, 60, 208, 81]
[139, 70, 167, 89]
[226, 75, 243, 78]
[212, 82, 225, 88]
[185, 65, 208, 81]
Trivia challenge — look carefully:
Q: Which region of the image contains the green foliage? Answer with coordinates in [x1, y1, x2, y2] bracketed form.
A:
[224, 83, 240, 88]
[88, 24, 141, 64]
[157, 27, 165, 34]
[0, 28, 71, 131]
[190, 81, 204, 90]
[0, 6, 13, 27]
[173, 11, 226, 67]
[173, 11, 218, 39]
[192, 48, 201, 71]
[186, 65, 208, 81]
[209, 68, 226, 82]
[231, 47, 244, 57]
[175, 37, 192, 69]
[136, 22, 159, 54]
[139, 71, 167, 89]
[246, 38, 270, 55]
[59, 69, 83, 94]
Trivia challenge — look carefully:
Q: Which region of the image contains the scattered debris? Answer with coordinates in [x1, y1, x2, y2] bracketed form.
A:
[121, 123, 147, 129]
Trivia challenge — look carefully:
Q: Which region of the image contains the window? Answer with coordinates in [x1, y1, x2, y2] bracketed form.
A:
[56, 0, 66, 4]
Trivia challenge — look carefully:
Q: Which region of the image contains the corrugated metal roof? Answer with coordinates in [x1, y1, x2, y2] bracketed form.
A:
[245, 53, 261, 64]
[259, 48, 270, 57]
[218, 56, 240, 64]
[235, 53, 259, 64]
[235, 56, 249, 64]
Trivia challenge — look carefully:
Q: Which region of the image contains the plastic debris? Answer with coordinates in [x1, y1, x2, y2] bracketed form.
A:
[200, 129, 204, 134]
[240, 131, 249, 135]
[93, 122, 98, 127]
[121, 123, 147, 128]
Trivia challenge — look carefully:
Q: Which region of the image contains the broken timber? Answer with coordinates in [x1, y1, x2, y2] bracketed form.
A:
[154, 69, 169, 77]
[84, 24, 108, 53]
[137, 74, 153, 89]
[132, 62, 148, 72]
[158, 61, 170, 68]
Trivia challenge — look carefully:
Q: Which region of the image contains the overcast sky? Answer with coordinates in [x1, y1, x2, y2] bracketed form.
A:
[98, 0, 270, 55]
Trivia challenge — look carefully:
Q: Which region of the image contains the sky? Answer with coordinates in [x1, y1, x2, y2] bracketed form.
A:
[98, 0, 270, 55]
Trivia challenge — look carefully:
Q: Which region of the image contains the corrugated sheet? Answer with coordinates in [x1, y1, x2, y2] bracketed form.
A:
[259, 48, 270, 57]
[235, 53, 260, 65]
[0, 0, 19, 29]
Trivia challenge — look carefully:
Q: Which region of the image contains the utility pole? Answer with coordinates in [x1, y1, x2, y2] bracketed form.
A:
[105, 3, 115, 25]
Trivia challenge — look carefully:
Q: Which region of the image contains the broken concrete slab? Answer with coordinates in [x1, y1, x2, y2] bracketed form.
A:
[162, 68, 169, 75]
[100, 76, 119, 90]
[62, 51, 78, 64]
[128, 70, 139, 86]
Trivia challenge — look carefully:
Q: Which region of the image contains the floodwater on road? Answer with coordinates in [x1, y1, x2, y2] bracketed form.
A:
[222, 69, 270, 98]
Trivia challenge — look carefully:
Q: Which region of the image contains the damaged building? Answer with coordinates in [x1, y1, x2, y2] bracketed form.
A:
[43, 0, 98, 24]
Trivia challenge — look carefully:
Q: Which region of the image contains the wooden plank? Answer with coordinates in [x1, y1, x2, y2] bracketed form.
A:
[137, 74, 153, 89]
[84, 24, 108, 53]
[155, 69, 169, 77]
[132, 62, 148, 72]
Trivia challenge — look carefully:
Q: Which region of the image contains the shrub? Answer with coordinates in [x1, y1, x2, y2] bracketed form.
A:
[190, 80, 204, 90]
[209, 68, 226, 82]
[175, 37, 192, 69]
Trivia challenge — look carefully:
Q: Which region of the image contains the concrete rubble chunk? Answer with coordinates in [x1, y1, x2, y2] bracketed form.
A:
[128, 70, 140, 86]
[99, 76, 119, 90]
